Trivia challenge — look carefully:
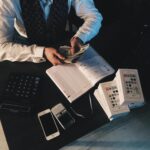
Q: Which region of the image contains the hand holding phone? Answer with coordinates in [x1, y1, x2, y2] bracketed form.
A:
[38, 109, 60, 140]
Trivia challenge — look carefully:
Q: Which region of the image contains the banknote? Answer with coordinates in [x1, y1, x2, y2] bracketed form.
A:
[58, 44, 89, 63]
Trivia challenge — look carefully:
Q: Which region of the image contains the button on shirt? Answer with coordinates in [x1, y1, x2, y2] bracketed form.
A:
[0, 0, 102, 63]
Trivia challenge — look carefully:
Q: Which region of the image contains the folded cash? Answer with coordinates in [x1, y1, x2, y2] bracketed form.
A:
[58, 44, 89, 63]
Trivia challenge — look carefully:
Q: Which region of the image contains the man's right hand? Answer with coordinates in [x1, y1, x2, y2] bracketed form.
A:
[44, 47, 65, 65]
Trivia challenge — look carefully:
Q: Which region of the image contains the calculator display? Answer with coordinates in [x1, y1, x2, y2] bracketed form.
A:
[0, 104, 30, 112]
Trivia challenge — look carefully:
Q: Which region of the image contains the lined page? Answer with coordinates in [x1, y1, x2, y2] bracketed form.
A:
[46, 64, 92, 103]
[76, 46, 114, 85]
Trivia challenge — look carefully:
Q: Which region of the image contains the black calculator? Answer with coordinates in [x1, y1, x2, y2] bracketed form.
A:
[0, 73, 41, 113]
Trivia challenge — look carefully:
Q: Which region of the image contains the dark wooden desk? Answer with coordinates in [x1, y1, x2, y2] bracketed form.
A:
[0, 61, 109, 150]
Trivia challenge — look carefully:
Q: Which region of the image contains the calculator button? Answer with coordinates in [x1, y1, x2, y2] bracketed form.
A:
[25, 95, 29, 98]
[35, 77, 40, 80]
[32, 92, 36, 95]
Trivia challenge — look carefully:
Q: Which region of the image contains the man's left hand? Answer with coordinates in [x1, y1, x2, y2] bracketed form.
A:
[70, 37, 83, 55]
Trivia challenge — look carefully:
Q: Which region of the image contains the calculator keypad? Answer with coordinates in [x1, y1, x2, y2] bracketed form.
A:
[3, 74, 41, 101]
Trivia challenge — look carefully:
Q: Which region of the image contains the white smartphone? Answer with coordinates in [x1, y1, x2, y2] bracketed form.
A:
[51, 103, 75, 130]
[38, 109, 60, 140]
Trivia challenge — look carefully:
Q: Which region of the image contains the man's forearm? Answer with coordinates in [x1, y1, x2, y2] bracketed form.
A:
[74, 12, 102, 43]
[0, 42, 45, 63]
[73, 0, 103, 43]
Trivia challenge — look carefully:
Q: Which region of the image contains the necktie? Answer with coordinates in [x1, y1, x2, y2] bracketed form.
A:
[47, 0, 68, 42]
[20, 0, 68, 47]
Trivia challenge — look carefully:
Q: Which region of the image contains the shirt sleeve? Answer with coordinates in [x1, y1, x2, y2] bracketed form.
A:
[71, 0, 103, 43]
[0, 1, 45, 63]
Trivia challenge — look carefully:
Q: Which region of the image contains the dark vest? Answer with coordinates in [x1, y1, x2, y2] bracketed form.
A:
[20, 0, 68, 47]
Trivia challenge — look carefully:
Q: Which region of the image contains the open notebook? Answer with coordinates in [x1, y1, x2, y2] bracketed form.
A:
[46, 46, 115, 103]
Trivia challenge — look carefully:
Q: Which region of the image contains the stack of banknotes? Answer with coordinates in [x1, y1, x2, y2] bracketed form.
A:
[58, 44, 89, 63]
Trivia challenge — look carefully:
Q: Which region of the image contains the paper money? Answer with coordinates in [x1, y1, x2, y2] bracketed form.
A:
[58, 44, 89, 63]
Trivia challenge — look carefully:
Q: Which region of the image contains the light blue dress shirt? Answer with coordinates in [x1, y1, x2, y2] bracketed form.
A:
[40, 0, 52, 20]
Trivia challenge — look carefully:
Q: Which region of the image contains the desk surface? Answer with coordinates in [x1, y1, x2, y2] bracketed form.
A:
[61, 103, 150, 150]
[0, 61, 149, 150]
[0, 61, 109, 150]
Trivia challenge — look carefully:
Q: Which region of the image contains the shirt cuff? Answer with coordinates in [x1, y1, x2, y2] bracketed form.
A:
[33, 46, 46, 63]
[73, 32, 90, 44]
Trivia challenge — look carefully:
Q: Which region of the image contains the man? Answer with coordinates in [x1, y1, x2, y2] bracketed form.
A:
[0, 0, 102, 65]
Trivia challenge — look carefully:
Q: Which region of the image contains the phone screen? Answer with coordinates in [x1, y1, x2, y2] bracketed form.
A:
[39, 113, 58, 136]
[58, 111, 75, 128]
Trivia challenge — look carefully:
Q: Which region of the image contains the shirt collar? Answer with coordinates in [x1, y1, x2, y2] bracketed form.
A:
[40, 0, 53, 5]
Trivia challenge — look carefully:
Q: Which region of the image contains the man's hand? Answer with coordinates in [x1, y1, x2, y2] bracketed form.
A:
[70, 37, 83, 55]
[44, 47, 65, 65]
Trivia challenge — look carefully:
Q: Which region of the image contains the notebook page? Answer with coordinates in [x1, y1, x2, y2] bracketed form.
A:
[76, 46, 115, 85]
[46, 64, 92, 103]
